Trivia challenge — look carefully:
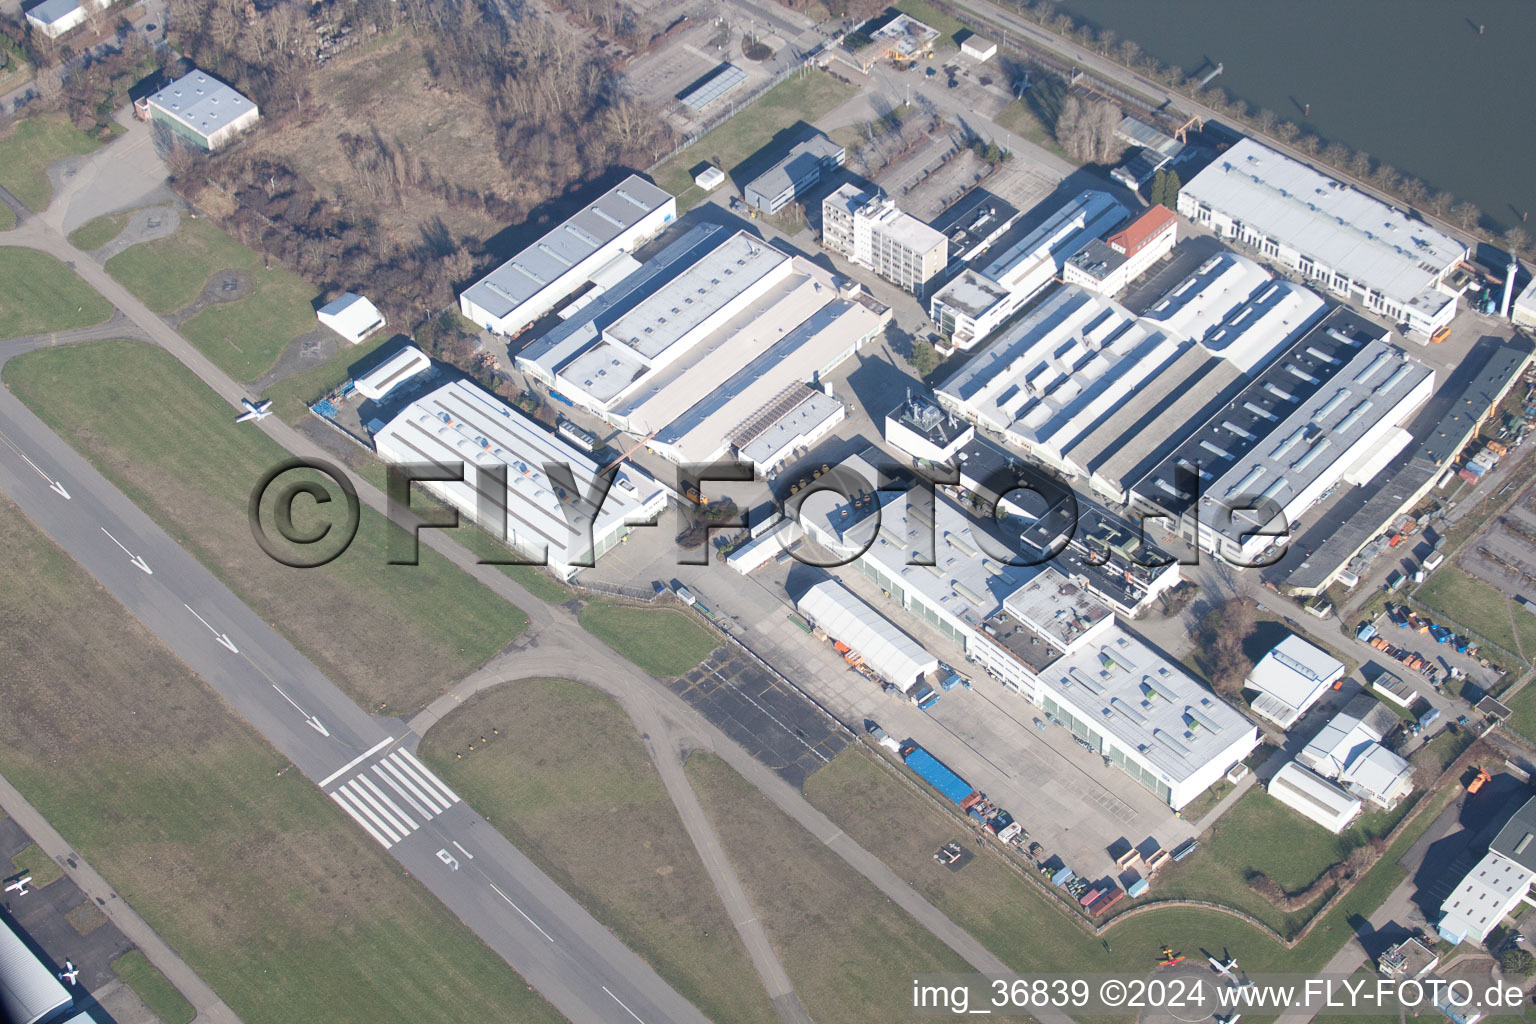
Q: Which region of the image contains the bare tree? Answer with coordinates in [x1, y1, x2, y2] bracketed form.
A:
[1452, 201, 1482, 231]
[1053, 95, 1123, 164]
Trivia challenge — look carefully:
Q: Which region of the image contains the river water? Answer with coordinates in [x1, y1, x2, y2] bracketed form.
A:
[1049, 0, 1536, 234]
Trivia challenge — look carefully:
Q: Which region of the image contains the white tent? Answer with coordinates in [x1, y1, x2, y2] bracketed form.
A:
[354, 345, 430, 401]
[796, 579, 936, 690]
[1267, 760, 1361, 834]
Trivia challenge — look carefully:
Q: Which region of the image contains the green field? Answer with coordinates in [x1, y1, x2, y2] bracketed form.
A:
[0, 113, 101, 211]
[9, 842, 62, 887]
[423, 678, 777, 1024]
[1414, 566, 1534, 663]
[802, 745, 1461, 977]
[104, 217, 316, 380]
[0, 248, 113, 339]
[111, 951, 196, 1024]
[578, 602, 719, 676]
[1507, 687, 1536, 744]
[4, 341, 526, 711]
[652, 70, 860, 210]
[1152, 788, 1403, 935]
[0, 501, 562, 1024]
[687, 752, 972, 1022]
[0, 203, 14, 230]
[67, 210, 132, 251]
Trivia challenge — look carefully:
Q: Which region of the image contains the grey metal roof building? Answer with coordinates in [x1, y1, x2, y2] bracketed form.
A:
[1133, 307, 1391, 516]
[742, 134, 846, 214]
[143, 70, 260, 151]
[0, 915, 70, 1024]
[459, 175, 676, 335]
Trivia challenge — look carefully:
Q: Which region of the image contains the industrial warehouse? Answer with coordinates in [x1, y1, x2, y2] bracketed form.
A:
[1178, 138, 1469, 337]
[1132, 307, 1434, 564]
[787, 446, 1243, 810]
[371, 379, 668, 580]
[12, 0, 1536, 1015]
[459, 175, 677, 335]
[934, 250, 1326, 497]
[516, 224, 888, 466]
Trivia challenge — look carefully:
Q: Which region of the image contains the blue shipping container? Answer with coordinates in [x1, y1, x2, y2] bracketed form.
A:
[903, 745, 977, 806]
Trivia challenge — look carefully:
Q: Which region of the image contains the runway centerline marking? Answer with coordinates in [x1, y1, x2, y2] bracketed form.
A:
[488, 882, 554, 942]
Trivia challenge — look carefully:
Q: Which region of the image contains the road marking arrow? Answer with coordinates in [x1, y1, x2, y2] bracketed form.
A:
[101, 528, 152, 574]
[2, 435, 72, 500]
[271, 684, 330, 737]
[184, 604, 239, 654]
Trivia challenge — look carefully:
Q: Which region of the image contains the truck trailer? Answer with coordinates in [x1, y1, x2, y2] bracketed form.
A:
[900, 744, 979, 808]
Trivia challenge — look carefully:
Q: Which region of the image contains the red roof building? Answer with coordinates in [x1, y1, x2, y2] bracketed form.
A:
[1108, 205, 1177, 258]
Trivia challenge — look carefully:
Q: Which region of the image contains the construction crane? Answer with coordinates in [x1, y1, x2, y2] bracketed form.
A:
[1174, 115, 1204, 144]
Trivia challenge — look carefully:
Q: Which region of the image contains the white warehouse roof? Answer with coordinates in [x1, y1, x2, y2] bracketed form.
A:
[1246, 635, 1346, 730]
[1268, 760, 1361, 833]
[372, 380, 665, 578]
[796, 578, 937, 689]
[1439, 849, 1532, 944]
[24, 0, 82, 27]
[0, 916, 70, 1024]
[145, 70, 257, 139]
[1041, 625, 1257, 789]
[317, 292, 386, 344]
[1181, 138, 1466, 312]
[1297, 692, 1397, 775]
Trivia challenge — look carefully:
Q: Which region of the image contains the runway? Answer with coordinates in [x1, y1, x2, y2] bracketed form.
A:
[0, 353, 709, 1024]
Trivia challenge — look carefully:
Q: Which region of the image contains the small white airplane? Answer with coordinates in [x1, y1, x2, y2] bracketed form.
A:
[58, 960, 78, 985]
[235, 398, 273, 423]
[4, 876, 32, 896]
[1209, 955, 1240, 983]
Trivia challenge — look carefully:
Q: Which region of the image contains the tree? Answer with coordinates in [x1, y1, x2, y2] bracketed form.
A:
[1500, 948, 1534, 976]
[1148, 167, 1167, 208]
[1053, 95, 1123, 164]
[908, 338, 940, 378]
[1503, 227, 1528, 259]
[1161, 169, 1181, 210]
[1199, 597, 1257, 695]
[1452, 201, 1483, 231]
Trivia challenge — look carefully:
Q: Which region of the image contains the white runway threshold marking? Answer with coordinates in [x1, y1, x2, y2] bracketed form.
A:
[324, 745, 462, 849]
